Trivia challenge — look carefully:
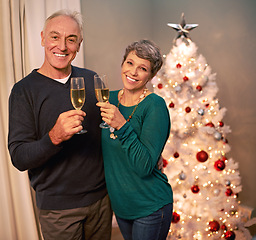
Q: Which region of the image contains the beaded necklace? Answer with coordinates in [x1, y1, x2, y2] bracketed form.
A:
[109, 88, 148, 139]
[118, 88, 148, 121]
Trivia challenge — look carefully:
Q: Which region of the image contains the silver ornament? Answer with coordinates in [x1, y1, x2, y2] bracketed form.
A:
[197, 108, 204, 115]
[214, 131, 222, 140]
[213, 189, 221, 196]
[179, 171, 186, 180]
[225, 180, 231, 186]
[174, 85, 182, 92]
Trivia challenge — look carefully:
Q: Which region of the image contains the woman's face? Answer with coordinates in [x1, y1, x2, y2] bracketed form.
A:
[121, 51, 152, 92]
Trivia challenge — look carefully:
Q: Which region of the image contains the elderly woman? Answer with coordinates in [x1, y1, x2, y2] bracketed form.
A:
[97, 39, 173, 240]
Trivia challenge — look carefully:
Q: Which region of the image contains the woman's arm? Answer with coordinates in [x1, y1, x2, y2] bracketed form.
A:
[98, 96, 170, 177]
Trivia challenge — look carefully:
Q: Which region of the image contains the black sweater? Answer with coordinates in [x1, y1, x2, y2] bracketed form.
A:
[8, 66, 107, 210]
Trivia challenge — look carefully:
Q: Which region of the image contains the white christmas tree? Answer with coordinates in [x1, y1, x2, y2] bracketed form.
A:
[151, 14, 252, 240]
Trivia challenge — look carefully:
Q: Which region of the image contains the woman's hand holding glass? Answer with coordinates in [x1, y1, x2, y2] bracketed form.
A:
[96, 101, 126, 131]
[94, 74, 111, 128]
[94, 74, 127, 131]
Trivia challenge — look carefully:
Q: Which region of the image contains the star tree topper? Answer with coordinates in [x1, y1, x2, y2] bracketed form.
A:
[168, 13, 198, 40]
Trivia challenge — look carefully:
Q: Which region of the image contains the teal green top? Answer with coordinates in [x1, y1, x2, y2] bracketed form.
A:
[102, 90, 173, 219]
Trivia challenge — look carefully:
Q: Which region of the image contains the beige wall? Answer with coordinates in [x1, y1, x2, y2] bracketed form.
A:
[82, 0, 256, 218]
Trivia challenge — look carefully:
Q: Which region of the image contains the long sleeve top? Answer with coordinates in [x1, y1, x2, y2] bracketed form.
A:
[8, 66, 107, 210]
[102, 90, 173, 219]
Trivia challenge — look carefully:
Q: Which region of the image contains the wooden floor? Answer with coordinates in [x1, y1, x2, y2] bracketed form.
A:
[111, 227, 123, 240]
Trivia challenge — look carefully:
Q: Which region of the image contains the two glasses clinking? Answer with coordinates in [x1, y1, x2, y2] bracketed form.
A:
[70, 74, 111, 133]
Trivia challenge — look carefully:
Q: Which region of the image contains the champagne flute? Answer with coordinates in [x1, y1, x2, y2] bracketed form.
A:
[94, 74, 110, 128]
[70, 77, 87, 134]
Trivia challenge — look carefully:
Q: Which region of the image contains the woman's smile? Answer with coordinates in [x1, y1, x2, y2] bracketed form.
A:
[126, 75, 139, 83]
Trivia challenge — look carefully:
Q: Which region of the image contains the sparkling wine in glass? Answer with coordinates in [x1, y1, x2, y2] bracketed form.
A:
[94, 74, 110, 128]
[70, 77, 87, 134]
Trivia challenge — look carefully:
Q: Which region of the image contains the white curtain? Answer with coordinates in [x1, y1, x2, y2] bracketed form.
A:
[0, 0, 82, 239]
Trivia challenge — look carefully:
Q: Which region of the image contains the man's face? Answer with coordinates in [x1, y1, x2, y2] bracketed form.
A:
[41, 15, 82, 73]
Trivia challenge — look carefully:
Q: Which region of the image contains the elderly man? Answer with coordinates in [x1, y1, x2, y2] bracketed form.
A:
[8, 9, 112, 240]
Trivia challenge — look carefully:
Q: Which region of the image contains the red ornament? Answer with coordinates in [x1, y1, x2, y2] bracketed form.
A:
[221, 224, 227, 230]
[191, 185, 200, 193]
[209, 220, 220, 232]
[214, 159, 226, 171]
[196, 85, 202, 91]
[171, 212, 180, 223]
[205, 122, 215, 128]
[173, 152, 179, 158]
[185, 106, 191, 113]
[205, 103, 210, 108]
[196, 150, 208, 162]
[218, 121, 224, 127]
[224, 230, 236, 240]
[163, 158, 168, 168]
[169, 102, 175, 108]
[157, 83, 163, 89]
[225, 188, 233, 196]
[183, 76, 189, 81]
[176, 63, 182, 68]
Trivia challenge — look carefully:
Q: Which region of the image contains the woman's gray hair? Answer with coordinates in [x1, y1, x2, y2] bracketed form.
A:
[122, 39, 163, 78]
[43, 9, 83, 39]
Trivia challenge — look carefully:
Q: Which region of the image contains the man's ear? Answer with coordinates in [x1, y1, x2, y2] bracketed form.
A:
[77, 38, 83, 52]
[41, 31, 45, 47]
